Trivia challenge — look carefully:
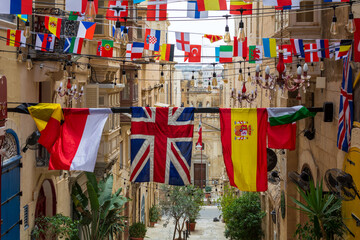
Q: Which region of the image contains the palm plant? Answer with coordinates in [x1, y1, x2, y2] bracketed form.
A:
[291, 180, 344, 240]
[71, 172, 129, 240]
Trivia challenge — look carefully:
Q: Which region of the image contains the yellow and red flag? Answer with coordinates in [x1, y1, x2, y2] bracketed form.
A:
[28, 103, 63, 151]
[45, 16, 62, 39]
[230, 0, 252, 15]
[220, 108, 268, 192]
[197, 0, 227, 11]
[203, 34, 223, 43]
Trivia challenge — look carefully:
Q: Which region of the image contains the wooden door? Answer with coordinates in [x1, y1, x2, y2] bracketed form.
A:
[194, 163, 206, 188]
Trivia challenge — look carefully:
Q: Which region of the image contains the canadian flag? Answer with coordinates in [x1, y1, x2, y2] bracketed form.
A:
[189, 45, 201, 62]
[304, 43, 319, 63]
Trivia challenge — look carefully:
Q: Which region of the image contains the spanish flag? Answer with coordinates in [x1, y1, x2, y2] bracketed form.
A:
[220, 108, 268, 192]
[197, 0, 227, 11]
[28, 103, 63, 151]
[230, 0, 252, 15]
[44, 16, 62, 39]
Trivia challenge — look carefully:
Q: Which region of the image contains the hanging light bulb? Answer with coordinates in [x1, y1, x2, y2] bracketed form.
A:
[160, 84, 164, 93]
[247, 67, 251, 82]
[24, 21, 31, 38]
[122, 69, 127, 84]
[207, 82, 212, 91]
[17, 50, 23, 62]
[330, 6, 338, 35]
[320, 58, 325, 71]
[237, 9, 246, 42]
[160, 65, 165, 84]
[85, 0, 97, 22]
[346, 2, 356, 34]
[26, 55, 33, 71]
[238, 67, 243, 81]
[122, 27, 129, 45]
[114, 21, 122, 43]
[87, 64, 91, 80]
[223, 15, 231, 43]
[134, 71, 138, 84]
[212, 72, 217, 86]
[63, 64, 69, 79]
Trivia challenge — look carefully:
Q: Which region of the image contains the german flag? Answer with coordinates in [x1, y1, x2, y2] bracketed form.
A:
[160, 44, 174, 62]
[338, 39, 352, 58]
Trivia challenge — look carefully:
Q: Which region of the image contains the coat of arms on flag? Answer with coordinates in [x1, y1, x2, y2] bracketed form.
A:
[130, 107, 195, 185]
[144, 28, 161, 51]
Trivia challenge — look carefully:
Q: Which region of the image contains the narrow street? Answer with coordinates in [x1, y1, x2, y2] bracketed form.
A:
[147, 206, 227, 240]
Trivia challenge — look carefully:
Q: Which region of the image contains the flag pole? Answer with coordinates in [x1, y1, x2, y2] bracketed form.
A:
[200, 114, 203, 190]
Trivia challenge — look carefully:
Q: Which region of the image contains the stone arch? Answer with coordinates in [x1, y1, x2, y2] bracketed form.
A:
[35, 178, 57, 218]
[298, 150, 319, 182]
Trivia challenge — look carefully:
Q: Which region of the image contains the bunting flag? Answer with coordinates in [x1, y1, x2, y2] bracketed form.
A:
[160, 44, 174, 61]
[189, 45, 201, 62]
[49, 108, 112, 172]
[77, 21, 96, 40]
[338, 39, 352, 58]
[64, 37, 84, 54]
[144, 28, 161, 51]
[184, 51, 189, 62]
[233, 37, 247, 59]
[290, 39, 305, 58]
[0, 0, 32, 14]
[230, 0, 252, 15]
[304, 43, 319, 62]
[220, 108, 268, 192]
[44, 16, 62, 39]
[126, 43, 132, 60]
[27, 103, 63, 151]
[130, 107, 195, 185]
[35, 33, 55, 52]
[154, 50, 161, 61]
[249, 45, 263, 63]
[275, 0, 300, 10]
[279, 44, 292, 63]
[17, 14, 28, 22]
[263, 0, 292, 7]
[106, 0, 128, 21]
[6, 29, 26, 47]
[316, 39, 330, 59]
[65, 0, 98, 13]
[337, 48, 353, 152]
[69, 11, 85, 21]
[219, 45, 233, 63]
[354, 19, 360, 62]
[131, 42, 144, 60]
[100, 40, 114, 57]
[197, 0, 227, 11]
[263, 38, 277, 58]
[134, 0, 145, 3]
[215, 47, 220, 62]
[175, 32, 190, 52]
[203, 34, 223, 43]
[324, 0, 350, 2]
[268, 122, 296, 150]
[187, 1, 208, 19]
[147, 0, 167, 21]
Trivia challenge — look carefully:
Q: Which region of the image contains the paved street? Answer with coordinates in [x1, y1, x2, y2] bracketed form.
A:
[147, 206, 227, 240]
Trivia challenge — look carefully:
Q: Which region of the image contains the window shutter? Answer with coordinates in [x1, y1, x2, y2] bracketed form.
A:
[85, 85, 99, 108]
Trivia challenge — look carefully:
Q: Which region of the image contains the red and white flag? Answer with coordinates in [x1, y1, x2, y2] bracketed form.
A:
[263, 0, 292, 7]
[175, 32, 190, 52]
[184, 52, 189, 62]
[195, 119, 203, 149]
[147, 0, 167, 21]
[189, 45, 201, 62]
[49, 108, 112, 171]
[304, 43, 319, 62]
[65, 0, 98, 13]
[106, 0, 128, 21]
[354, 18, 360, 62]
[279, 44, 292, 63]
[233, 37, 247, 59]
[126, 43, 132, 60]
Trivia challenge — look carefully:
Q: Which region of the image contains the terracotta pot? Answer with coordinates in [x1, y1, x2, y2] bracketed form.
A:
[150, 222, 156, 227]
[205, 193, 211, 198]
[130, 238, 144, 240]
[189, 222, 196, 231]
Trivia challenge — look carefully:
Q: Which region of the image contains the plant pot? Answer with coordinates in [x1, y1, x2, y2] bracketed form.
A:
[130, 238, 144, 240]
[205, 193, 211, 198]
[150, 222, 156, 227]
[189, 222, 196, 231]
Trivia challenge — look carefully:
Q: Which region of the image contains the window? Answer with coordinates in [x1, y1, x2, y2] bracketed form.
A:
[137, 28, 142, 39]
[122, 84, 130, 100]
[0, 14, 15, 23]
[99, 96, 105, 106]
[296, 1, 314, 22]
[95, 15, 104, 35]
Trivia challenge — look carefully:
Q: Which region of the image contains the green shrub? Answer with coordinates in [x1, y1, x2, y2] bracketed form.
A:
[223, 192, 266, 240]
[129, 222, 147, 238]
[217, 185, 237, 223]
[205, 186, 212, 193]
[149, 205, 160, 223]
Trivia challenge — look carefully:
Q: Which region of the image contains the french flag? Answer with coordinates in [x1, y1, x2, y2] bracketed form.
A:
[290, 39, 305, 58]
[49, 108, 112, 172]
[35, 33, 55, 52]
[131, 42, 144, 60]
[0, 0, 32, 15]
[316, 39, 330, 59]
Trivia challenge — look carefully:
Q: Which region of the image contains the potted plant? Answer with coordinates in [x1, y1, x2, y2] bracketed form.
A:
[129, 222, 147, 240]
[205, 186, 212, 198]
[149, 205, 160, 227]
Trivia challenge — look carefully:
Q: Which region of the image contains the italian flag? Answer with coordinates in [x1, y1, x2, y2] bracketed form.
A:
[219, 45, 233, 63]
[220, 108, 268, 192]
[267, 106, 316, 126]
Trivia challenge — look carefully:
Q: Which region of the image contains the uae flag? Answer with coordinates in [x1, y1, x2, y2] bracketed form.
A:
[220, 108, 268, 191]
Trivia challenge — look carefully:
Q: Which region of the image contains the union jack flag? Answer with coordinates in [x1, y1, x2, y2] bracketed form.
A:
[337, 47, 353, 152]
[130, 107, 195, 185]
